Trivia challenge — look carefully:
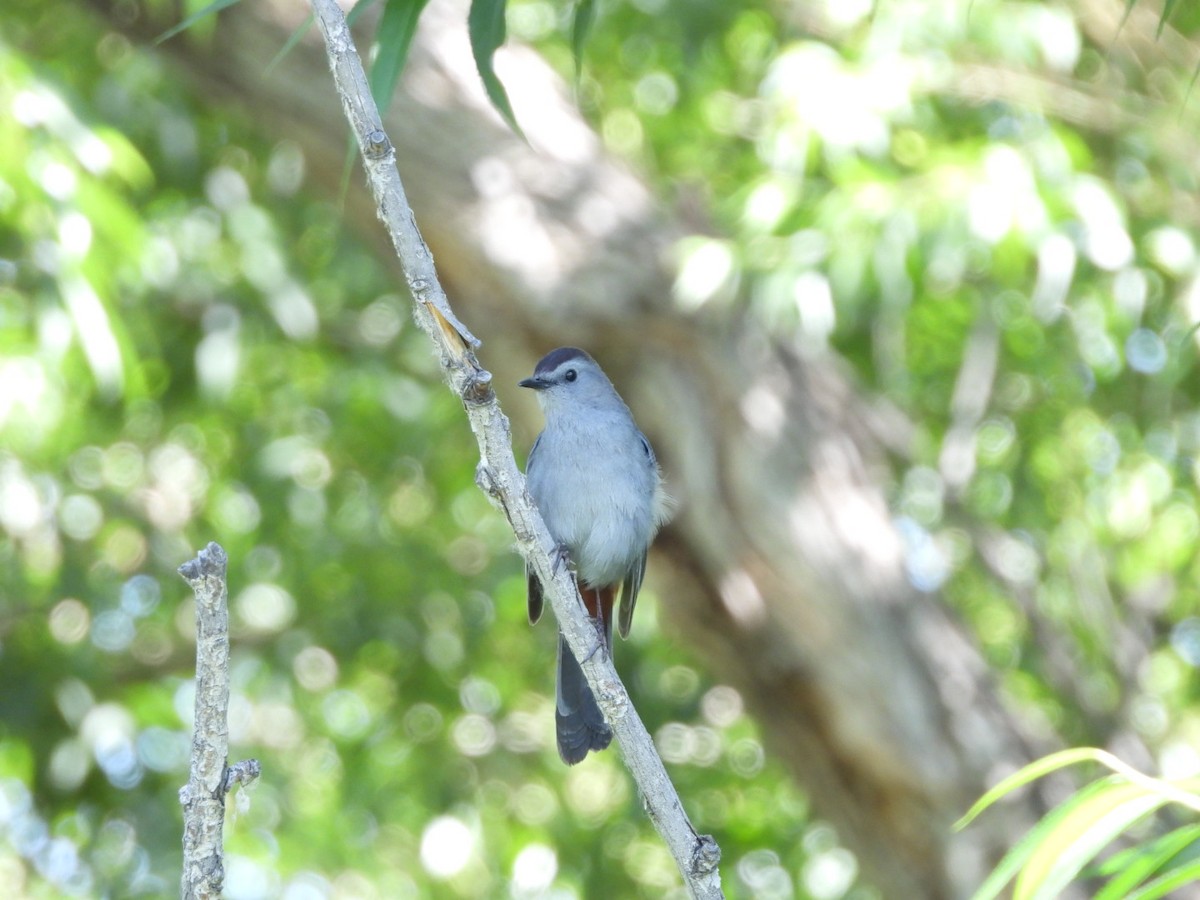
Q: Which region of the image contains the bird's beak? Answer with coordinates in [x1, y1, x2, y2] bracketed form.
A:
[519, 375, 549, 390]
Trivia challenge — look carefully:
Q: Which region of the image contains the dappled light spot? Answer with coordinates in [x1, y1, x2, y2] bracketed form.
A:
[135, 727, 188, 773]
[419, 816, 474, 879]
[498, 710, 545, 755]
[802, 846, 859, 900]
[48, 739, 89, 792]
[1170, 618, 1200, 667]
[48, 599, 89, 645]
[452, 714, 496, 757]
[81, 703, 140, 789]
[1125, 328, 1167, 375]
[622, 838, 676, 891]
[511, 781, 558, 826]
[287, 487, 327, 527]
[210, 483, 262, 535]
[511, 843, 557, 894]
[672, 237, 736, 310]
[357, 298, 404, 347]
[120, 574, 160, 617]
[737, 848, 791, 898]
[388, 479, 434, 528]
[205, 166, 250, 212]
[657, 664, 700, 702]
[794, 271, 836, 343]
[967, 146, 1044, 244]
[196, 307, 241, 399]
[101, 525, 147, 573]
[0, 357, 58, 441]
[740, 381, 786, 437]
[62, 275, 123, 398]
[565, 764, 627, 822]
[267, 283, 319, 342]
[1145, 226, 1195, 275]
[700, 685, 743, 728]
[225, 854, 278, 900]
[1072, 179, 1134, 271]
[728, 738, 765, 778]
[252, 703, 304, 751]
[293, 645, 339, 692]
[57, 211, 91, 259]
[446, 535, 490, 576]
[1032, 233, 1076, 322]
[718, 569, 767, 628]
[280, 872, 333, 900]
[58, 494, 102, 541]
[0, 469, 43, 537]
[235, 583, 297, 635]
[656, 723, 722, 767]
[90, 610, 135, 653]
[404, 703, 444, 742]
[894, 517, 949, 592]
[266, 140, 305, 197]
[458, 676, 501, 715]
[322, 690, 373, 741]
[423, 629, 464, 671]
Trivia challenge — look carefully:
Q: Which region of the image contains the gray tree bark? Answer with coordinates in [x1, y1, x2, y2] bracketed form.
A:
[88, 0, 1067, 895]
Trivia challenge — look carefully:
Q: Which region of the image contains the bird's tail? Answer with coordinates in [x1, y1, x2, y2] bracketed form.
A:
[555, 630, 613, 764]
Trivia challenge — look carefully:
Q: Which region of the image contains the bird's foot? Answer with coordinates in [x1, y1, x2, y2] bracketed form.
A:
[582, 634, 608, 663]
[550, 542, 573, 577]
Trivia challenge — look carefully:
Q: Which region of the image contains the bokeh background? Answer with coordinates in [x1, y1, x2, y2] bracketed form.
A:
[2, 0, 1200, 897]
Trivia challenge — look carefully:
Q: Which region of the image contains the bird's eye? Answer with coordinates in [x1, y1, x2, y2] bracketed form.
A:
[564, 369, 577, 382]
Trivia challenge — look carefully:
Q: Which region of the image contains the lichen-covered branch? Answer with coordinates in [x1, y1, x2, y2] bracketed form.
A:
[178, 542, 260, 900]
[307, 1, 722, 895]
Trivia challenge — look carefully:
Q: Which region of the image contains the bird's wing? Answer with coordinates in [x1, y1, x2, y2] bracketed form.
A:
[617, 549, 646, 640]
[525, 432, 545, 625]
[527, 563, 544, 625]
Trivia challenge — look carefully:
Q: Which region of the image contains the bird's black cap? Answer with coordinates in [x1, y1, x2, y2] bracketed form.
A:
[520, 347, 592, 389]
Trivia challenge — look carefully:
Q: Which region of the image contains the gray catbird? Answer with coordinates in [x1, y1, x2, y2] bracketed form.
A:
[520, 347, 668, 764]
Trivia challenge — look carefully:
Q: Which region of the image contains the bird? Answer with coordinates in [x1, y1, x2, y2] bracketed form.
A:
[520, 347, 668, 764]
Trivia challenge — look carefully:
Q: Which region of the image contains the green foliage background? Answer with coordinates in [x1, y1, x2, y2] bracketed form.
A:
[1, 0, 1199, 897]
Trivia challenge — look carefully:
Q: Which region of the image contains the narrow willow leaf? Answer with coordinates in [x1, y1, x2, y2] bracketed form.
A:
[1015, 781, 1168, 900]
[270, 0, 379, 76]
[1126, 858, 1200, 900]
[468, 0, 524, 137]
[267, 13, 314, 73]
[571, 0, 597, 82]
[956, 748, 1106, 830]
[1092, 823, 1200, 899]
[155, 0, 244, 44]
[966, 779, 1117, 900]
[1158, 0, 1177, 38]
[348, 0, 383, 26]
[370, 0, 432, 113]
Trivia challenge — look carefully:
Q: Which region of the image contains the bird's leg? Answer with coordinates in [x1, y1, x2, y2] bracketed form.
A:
[550, 542, 573, 577]
[583, 598, 609, 663]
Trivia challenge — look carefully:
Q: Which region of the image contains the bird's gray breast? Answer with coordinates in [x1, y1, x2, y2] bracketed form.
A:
[527, 422, 657, 587]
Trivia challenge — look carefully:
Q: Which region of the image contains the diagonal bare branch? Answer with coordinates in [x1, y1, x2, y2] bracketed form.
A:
[307, 0, 723, 895]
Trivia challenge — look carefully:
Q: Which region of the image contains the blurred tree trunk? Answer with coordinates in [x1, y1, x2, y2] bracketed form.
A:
[90, 0, 1062, 895]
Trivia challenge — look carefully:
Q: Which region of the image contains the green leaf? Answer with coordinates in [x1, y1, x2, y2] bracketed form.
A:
[370, 0, 432, 113]
[1127, 858, 1200, 900]
[1092, 824, 1200, 899]
[571, 0, 597, 82]
[347, 0, 383, 26]
[267, 13, 314, 74]
[966, 779, 1117, 900]
[1014, 780, 1169, 900]
[155, 0, 244, 44]
[957, 748, 1108, 830]
[1158, 0, 1177, 38]
[467, 0, 523, 137]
